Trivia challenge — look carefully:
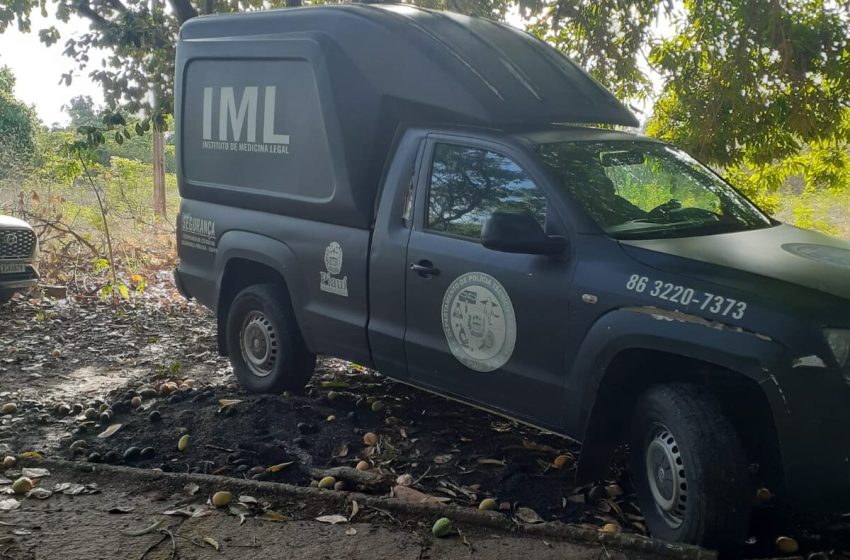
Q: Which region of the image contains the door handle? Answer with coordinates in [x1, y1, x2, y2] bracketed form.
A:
[410, 260, 440, 278]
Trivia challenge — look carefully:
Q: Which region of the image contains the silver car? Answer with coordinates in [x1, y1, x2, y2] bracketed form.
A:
[0, 214, 39, 304]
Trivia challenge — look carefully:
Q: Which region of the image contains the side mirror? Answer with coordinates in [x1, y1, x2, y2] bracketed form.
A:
[481, 211, 566, 256]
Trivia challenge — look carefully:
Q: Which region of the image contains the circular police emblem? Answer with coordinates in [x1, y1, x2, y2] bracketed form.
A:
[782, 243, 850, 271]
[441, 272, 516, 373]
[324, 242, 343, 275]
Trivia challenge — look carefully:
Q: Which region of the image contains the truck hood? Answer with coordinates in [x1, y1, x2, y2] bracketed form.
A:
[620, 224, 850, 301]
[0, 215, 32, 230]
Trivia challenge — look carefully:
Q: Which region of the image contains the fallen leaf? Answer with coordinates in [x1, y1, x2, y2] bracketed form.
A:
[97, 423, 123, 439]
[26, 487, 52, 499]
[20, 452, 42, 461]
[349, 500, 360, 521]
[433, 454, 453, 465]
[267, 462, 293, 473]
[184, 483, 200, 496]
[0, 499, 19, 512]
[315, 514, 348, 524]
[238, 495, 258, 505]
[53, 482, 99, 495]
[203, 537, 220, 551]
[108, 506, 135, 514]
[259, 511, 289, 522]
[515, 507, 543, 524]
[333, 444, 349, 458]
[320, 381, 349, 389]
[21, 468, 50, 478]
[393, 485, 448, 505]
[476, 458, 507, 467]
[217, 399, 243, 412]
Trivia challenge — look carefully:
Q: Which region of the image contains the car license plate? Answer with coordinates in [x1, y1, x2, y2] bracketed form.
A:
[0, 263, 25, 274]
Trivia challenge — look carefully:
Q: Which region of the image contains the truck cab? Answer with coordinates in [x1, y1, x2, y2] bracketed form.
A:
[173, 5, 850, 549]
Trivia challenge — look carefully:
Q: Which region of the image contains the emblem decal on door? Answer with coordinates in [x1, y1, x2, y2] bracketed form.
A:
[441, 272, 516, 372]
[320, 241, 348, 296]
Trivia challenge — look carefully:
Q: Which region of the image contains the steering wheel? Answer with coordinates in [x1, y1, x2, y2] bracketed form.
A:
[647, 199, 683, 219]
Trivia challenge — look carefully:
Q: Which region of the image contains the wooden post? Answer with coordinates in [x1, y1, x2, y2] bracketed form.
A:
[151, 0, 166, 219]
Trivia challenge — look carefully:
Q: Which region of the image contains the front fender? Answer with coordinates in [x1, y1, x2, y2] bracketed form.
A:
[567, 306, 791, 481]
[570, 306, 788, 431]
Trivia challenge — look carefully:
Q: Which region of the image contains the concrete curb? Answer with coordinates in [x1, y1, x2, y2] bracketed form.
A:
[31, 458, 716, 560]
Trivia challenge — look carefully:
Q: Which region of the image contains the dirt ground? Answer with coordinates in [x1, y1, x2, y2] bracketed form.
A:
[1, 279, 849, 558]
[0, 461, 665, 560]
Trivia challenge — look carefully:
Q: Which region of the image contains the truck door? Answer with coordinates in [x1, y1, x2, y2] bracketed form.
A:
[403, 137, 573, 429]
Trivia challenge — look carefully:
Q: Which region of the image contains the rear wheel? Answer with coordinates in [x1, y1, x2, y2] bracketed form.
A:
[226, 283, 315, 393]
[630, 383, 750, 549]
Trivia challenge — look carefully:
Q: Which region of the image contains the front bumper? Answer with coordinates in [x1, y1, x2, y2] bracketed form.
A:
[0, 264, 39, 291]
[766, 365, 850, 513]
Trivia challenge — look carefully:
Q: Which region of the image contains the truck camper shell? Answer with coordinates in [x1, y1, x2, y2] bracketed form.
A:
[175, 4, 638, 228]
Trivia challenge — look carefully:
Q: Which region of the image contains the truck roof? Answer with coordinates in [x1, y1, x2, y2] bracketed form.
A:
[180, 4, 638, 129]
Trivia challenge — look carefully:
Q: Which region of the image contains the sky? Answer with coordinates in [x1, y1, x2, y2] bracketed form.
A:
[0, 15, 104, 127]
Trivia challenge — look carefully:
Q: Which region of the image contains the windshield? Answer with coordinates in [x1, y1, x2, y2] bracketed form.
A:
[535, 140, 773, 239]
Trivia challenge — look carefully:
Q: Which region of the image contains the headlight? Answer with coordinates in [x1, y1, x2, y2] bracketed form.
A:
[823, 328, 850, 372]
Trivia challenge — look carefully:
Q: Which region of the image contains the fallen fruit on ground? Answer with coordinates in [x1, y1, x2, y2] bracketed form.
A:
[355, 461, 369, 471]
[775, 536, 799, 554]
[11, 477, 34, 495]
[478, 498, 497, 511]
[131, 397, 141, 408]
[212, 491, 232, 507]
[178, 434, 190, 451]
[371, 401, 385, 412]
[1, 403, 17, 415]
[83, 408, 98, 421]
[2, 456, 14, 468]
[318, 476, 336, 489]
[600, 523, 620, 533]
[552, 454, 572, 468]
[363, 432, 378, 446]
[432, 517, 452, 538]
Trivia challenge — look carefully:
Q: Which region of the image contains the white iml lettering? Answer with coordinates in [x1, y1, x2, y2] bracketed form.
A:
[202, 87, 213, 140]
[263, 86, 290, 145]
[219, 86, 258, 143]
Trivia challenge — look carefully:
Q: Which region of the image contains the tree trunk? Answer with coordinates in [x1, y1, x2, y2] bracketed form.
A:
[151, 0, 167, 219]
[152, 127, 166, 218]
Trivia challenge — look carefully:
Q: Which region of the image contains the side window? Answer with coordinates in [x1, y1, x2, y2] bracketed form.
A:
[426, 143, 547, 239]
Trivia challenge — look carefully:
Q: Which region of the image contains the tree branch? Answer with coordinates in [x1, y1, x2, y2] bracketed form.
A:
[73, 0, 112, 29]
[167, 0, 198, 24]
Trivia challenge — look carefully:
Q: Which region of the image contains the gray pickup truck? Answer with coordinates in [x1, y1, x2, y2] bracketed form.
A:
[0, 214, 39, 303]
[173, 5, 850, 549]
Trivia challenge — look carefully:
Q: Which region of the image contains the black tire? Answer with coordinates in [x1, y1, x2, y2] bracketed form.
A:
[225, 283, 316, 393]
[0, 290, 14, 304]
[630, 383, 750, 549]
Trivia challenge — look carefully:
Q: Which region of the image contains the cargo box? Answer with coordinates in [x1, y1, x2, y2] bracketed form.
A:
[175, 4, 637, 229]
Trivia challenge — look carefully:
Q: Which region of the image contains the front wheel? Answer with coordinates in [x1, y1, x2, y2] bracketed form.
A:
[225, 283, 316, 393]
[630, 383, 751, 549]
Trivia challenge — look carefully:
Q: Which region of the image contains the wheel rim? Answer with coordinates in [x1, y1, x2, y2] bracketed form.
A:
[239, 310, 278, 377]
[645, 424, 688, 529]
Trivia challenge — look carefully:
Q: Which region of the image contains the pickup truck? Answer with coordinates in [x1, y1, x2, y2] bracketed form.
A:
[173, 4, 850, 549]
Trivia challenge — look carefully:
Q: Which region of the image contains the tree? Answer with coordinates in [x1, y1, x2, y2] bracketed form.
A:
[1, 0, 847, 207]
[63, 95, 101, 129]
[0, 65, 40, 180]
[646, 1, 850, 177]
